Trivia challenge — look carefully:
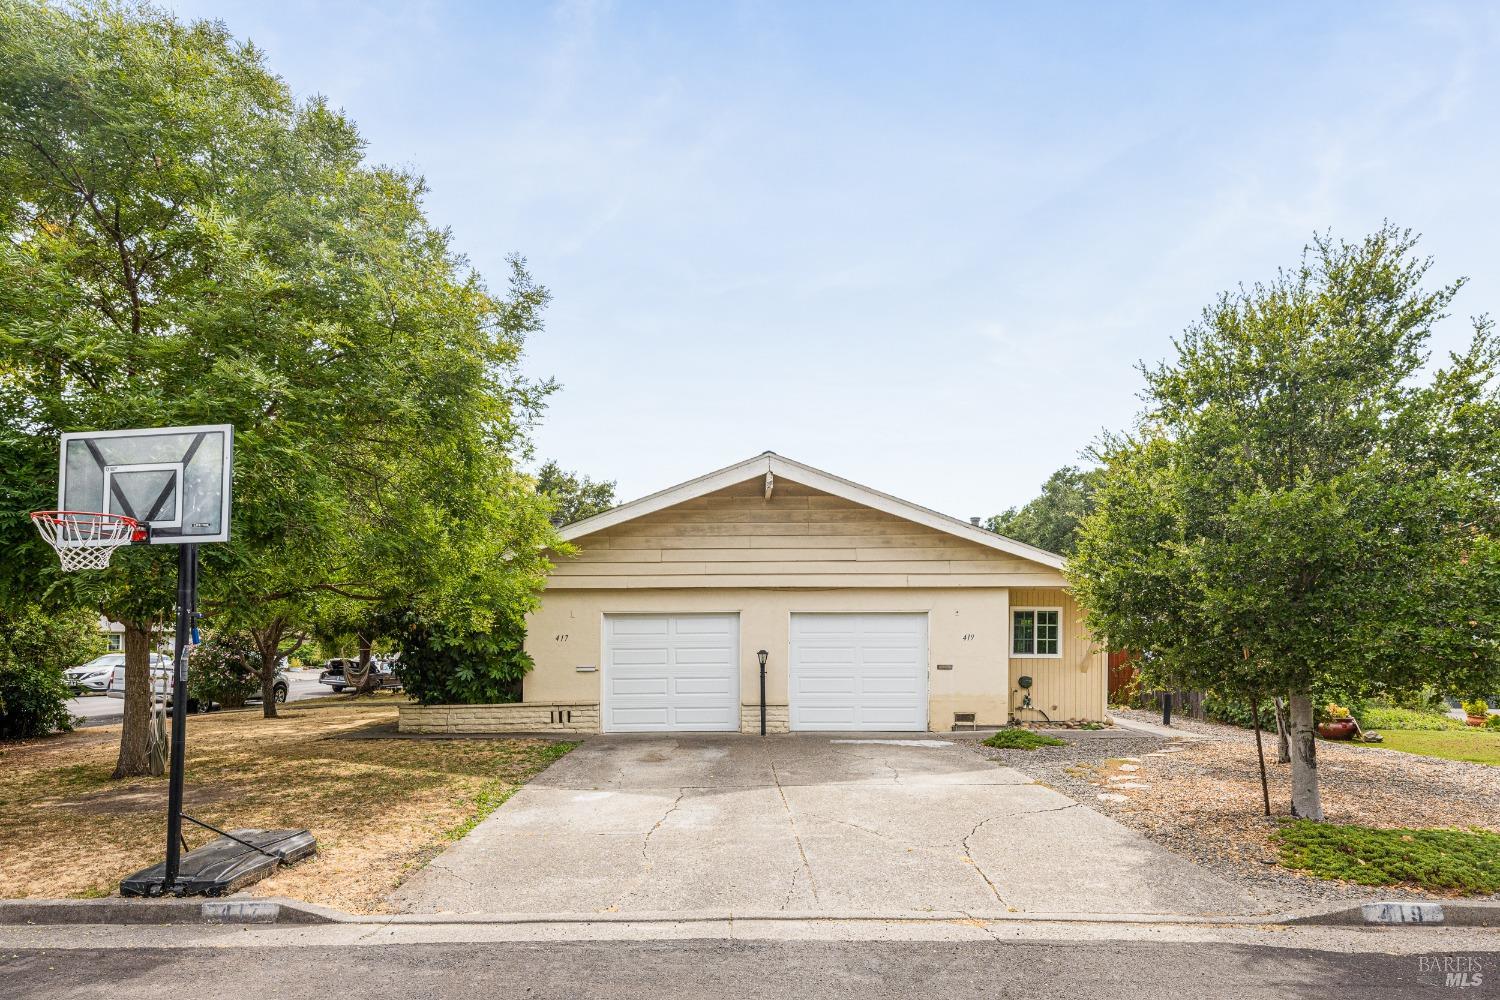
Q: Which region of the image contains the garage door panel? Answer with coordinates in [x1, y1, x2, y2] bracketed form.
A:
[611, 617, 670, 637]
[795, 676, 857, 695]
[611, 648, 670, 666]
[604, 614, 740, 732]
[790, 613, 927, 732]
[859, 646, 923, 664]
[672, 707, 738, 726]
[610, 676, 670, 696]
[672, 616, 735, 636]
[859, 675, 921, 694]
[672, 676, 734, 695]
[671, 647, 734, 666]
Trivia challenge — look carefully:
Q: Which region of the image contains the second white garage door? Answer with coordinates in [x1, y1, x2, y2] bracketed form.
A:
[789, 613, 928, 731]
[603, 614, 740, 732]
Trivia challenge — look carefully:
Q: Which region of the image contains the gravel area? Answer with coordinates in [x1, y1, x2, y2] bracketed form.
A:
[972, 713, 1500, 906]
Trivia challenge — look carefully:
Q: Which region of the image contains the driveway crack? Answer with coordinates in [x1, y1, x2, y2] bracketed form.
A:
[641, 790, 685, 861]
[769, 759, 821, 906]
[961, 814, 1009, 907]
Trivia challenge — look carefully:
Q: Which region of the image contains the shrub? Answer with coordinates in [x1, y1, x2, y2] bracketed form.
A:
[1359, 706, 1464, 732]
[0, 606, 104, 740]
[383, 610, 532, 706]
[1201, 691, 1276, 729]
[187, 636, 261, 709]
[1485, 714, 1500, 732]
[983, 728, 1068, 750]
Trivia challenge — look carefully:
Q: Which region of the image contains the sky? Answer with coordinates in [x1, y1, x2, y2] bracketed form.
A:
[167, 1, 1500, 518]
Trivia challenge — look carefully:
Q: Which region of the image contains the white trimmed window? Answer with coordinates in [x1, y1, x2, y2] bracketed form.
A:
[1012, 608, 1061, 657]
[106, 633, 123, 652]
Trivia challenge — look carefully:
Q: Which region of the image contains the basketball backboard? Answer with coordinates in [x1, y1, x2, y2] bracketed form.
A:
[58, 425, 232, 544]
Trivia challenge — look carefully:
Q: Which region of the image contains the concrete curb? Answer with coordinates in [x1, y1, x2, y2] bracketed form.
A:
[1287, 901, 1500, 928]
[3, 898, 1496, 928]
[0, 897, 335, 926]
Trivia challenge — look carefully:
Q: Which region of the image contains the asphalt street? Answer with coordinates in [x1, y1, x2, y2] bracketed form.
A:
[3, 938, 1496, 1000]
[66, 668, 327, 727]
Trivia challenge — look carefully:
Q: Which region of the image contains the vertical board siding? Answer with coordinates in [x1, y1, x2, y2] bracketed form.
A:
[1007, 588, 1107, 722]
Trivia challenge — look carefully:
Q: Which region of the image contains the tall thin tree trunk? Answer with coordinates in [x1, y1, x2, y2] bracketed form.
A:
[251, 621, 284, 719]
[1288, 693, 1323, 820]
[1272, 695, 1291, 764]
[1250, 691, 1271, 817]
[112, 619, 153, 778]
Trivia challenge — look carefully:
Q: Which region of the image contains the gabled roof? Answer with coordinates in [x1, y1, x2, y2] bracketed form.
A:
[558, 452, 1066, 571]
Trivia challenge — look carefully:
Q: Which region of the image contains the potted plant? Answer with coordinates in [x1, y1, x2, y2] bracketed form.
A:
[1461, 699, 1490, 728]
[1317, 703, 1357, 740]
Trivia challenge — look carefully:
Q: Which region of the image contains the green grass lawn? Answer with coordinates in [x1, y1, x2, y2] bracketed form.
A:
[1370, 728, 1500, 766]
[1274, 820, 1500, 894]
[983, 728, 1068, 750]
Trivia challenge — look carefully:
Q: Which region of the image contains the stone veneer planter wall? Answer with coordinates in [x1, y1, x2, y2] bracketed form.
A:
[398, 702, 794, 735]
[398, 702, 599, 735]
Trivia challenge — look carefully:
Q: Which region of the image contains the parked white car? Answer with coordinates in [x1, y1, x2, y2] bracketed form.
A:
[65, 654, 130, 693]
[102, 654, 173, 697]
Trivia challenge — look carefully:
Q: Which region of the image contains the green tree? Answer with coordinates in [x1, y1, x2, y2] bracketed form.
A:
[0, 1, 557, 766]
[987, 465, 1098, 555]
[535, 461, 617, 526]
[0, 604, 105, 739]
[1070, 226, 1500, 819]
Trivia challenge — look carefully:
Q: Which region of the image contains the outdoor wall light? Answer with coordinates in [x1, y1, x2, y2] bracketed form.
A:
[757, 650, 769, 736]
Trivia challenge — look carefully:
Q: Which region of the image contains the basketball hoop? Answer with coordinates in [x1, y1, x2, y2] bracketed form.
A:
[30, 510, 144, 571]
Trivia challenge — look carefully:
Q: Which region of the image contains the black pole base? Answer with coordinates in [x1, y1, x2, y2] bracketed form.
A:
[121, 828, 316, 898]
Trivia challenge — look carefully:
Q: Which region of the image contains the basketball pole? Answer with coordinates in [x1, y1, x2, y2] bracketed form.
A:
[162, 542, 197, 890]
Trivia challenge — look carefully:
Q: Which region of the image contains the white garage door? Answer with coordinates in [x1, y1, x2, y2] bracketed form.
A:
[789, 613, 928, 731]
[603, 614, 740, 732]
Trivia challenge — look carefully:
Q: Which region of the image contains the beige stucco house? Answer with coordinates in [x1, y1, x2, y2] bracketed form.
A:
[400, 453, 1106, 735]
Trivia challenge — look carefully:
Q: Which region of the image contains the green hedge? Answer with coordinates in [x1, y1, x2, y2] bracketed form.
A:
[1358, 705, 1464, 732]
[384, 610, 532, 706]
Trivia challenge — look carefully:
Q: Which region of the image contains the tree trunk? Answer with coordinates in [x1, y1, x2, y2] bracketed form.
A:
[1287, 693, 1323, 820]
[112, 619, 154, 779]
[1272, 695, 1291, 764]
[355, 634, 375, 693]
[250, 622, 284, 720]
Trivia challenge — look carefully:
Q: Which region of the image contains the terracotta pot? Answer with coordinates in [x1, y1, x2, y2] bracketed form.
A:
[1466, 715, 1487, 728]
[1317, 719, 1357, 740]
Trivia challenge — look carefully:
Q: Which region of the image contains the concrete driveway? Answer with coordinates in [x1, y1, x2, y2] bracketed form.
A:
[391, 734, 1274, 917]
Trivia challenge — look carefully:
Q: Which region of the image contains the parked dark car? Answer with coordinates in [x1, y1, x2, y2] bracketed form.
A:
[317, 657, 401, 693]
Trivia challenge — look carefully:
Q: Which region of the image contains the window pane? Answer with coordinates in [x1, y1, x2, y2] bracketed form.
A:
[1037, 611, 1059, 655]
[1012, 610, 1035, 655]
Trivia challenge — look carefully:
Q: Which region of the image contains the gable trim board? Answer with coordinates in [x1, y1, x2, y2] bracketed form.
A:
[512, 453, 1107, 732]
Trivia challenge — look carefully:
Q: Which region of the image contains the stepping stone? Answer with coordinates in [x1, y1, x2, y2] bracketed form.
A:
[1097, 793, 1128, 802]
[1117, 763, 1140, 771]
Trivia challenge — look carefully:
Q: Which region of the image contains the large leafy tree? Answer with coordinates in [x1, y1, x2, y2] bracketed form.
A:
[535, 460, 617, 526]
[987, 465, 1098, 556]
[0, 2, 557, 765]
[1070, 226, 1500, 820]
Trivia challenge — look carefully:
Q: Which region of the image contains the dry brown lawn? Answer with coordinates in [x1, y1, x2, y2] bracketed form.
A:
[0, 701, 574, 912]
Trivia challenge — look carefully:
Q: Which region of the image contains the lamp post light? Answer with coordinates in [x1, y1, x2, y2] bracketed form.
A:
[757, 649, 769, 736]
